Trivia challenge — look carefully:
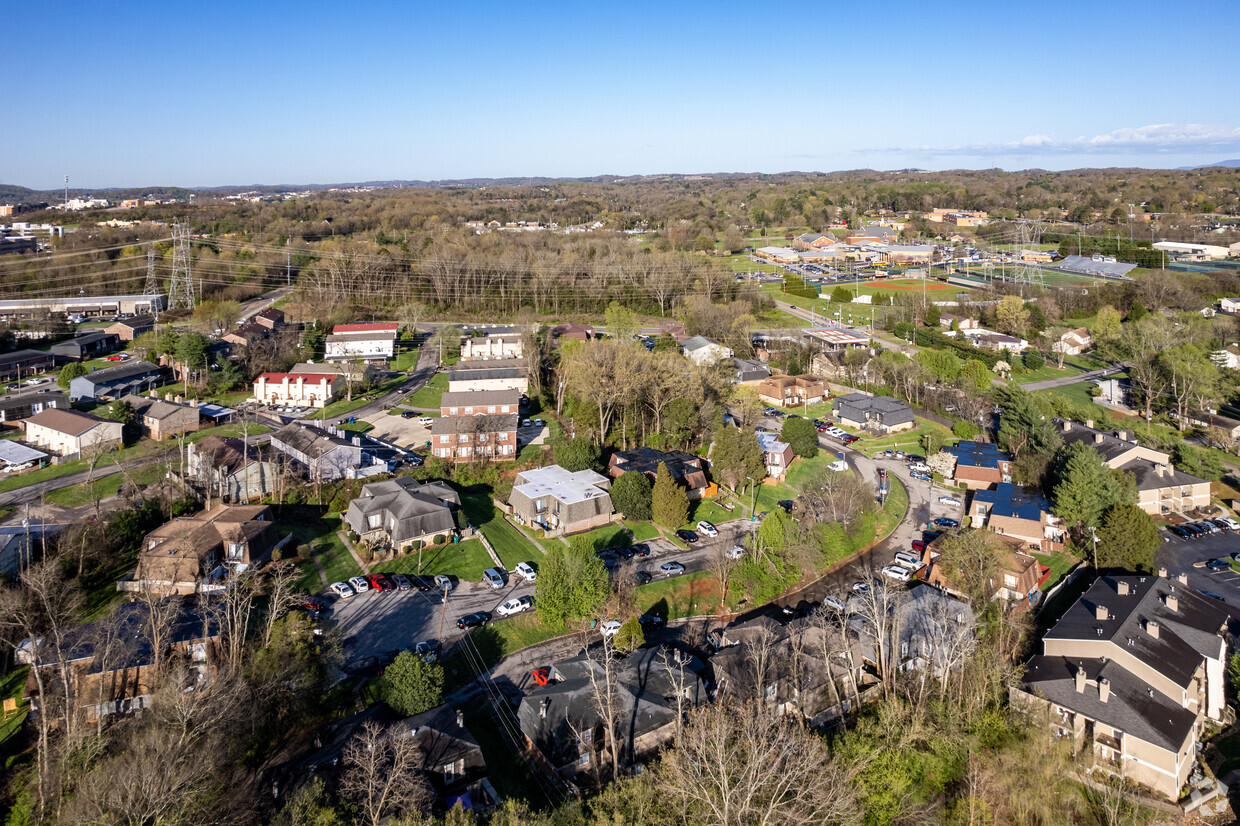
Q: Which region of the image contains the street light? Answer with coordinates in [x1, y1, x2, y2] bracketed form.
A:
[746, 476, 757, 520]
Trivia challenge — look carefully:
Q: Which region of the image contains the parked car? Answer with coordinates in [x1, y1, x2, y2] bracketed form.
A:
[434, 574, 456, 590]
[1194, 521, 1220, 534]
[675, 529, 698, 544]
[909, 540, 926, 554]
[922, 530, 943, 543]
[776, 500, 796, 513]
[418, 416, 433, 426]
[515, 561, 537, 582]
[400, 410, 416, 419]
[457, 611, 491, 630]
[1206, 558, 1231, 572]
[842, 435, 860, 445]
[852, 581, 871, 594]
[908, 462, 932, 473]
[632, 570, 653, 585]
[696, 521, 718, 537]
[522, 418, 532, 427]
[349, 576, 370, 594]
[881, 565, 913, 582]
[330, 581, 355, 599]
[828, 460, 847, 472]
[895, 551, 922, 568]
[534, 419, 544, 427]
[638, 614, 666, 632]
[1213, 517, 1240, 531]
[932, 518, 959, 528]
[660, 561, 686, 577]
[1180, 524, 1203, 538]
[392, 573, 412, 591]
[302, 596, 328, 613]
[367, 574, 393, 592]
[614, 545, 635, 559]
[600, 619, 623, 638]
[483, 568, 505, 588]
[823, 595, 847, 612]
[496, 595, 534, 616]
[1168, 525, 1190, 539]
[910, 471, 932, 482]
[415, 640, 440, 662]
[632, 543, 651, 557]
[410, 575, 435, 591]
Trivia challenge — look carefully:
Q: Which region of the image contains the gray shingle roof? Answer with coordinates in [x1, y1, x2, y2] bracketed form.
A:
[345, 477, 461, 544]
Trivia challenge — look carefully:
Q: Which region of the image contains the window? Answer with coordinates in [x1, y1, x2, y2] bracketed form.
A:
[488, 406, 496, 413]
[368, 514, 382, 530]
[440, 435, 450, 444]
[765, 683, 777, 701]
[499, 432, 508, 441]
[577, 752, 590, 767]
[464, 407, 473, 414]
[227, 542, 244, 561]
[535, 498, 546, 513]
[442, 758, 464, 783]
[1004, 574, 1017, 589]
[479, 433, 488, 442]
[580, 729, 593, 744]
[448, 407, 458, 415]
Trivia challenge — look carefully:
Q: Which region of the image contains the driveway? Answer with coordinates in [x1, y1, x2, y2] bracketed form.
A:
[1156, 526, 1240, 605]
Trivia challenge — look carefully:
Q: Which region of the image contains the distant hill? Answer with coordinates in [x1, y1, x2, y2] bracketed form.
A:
[1177, 159, 1240, 170]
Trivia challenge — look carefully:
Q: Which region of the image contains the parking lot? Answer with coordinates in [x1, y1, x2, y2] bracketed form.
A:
[1156, 526, 1240, 605]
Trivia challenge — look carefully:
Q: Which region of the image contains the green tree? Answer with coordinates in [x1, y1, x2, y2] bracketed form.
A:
[301, 321, 326, 359]
[951, 421, 980, 440]
[916, 348, 960, 382]
[1022, 349, 1044, 371]
[379, 651, 444, 717]
[611, 470, 653, 520]
[922, 303, 941, 327]
[535, 544, 573, 626]
[830, 286, 854, 304]
[1052, 442, 1132, 530]
[564, 534, 610, 618]
[272, 779, 344, 826]
[959, 359, 991, 394]
[613, 617, 645, 653]
[693, 234, 716, 252]
[211, 359, 244, 393]
[604, 301, 640, 341]
[1096, 504, 1159, 571]
[57, 361, 89, 389]
[1126, 301, 1148, 322]
[1094, 305, 1122, 343]
[995, 295, 1030, 337]
[780, 417, 819, 459]
[920, 430, 945, 456]
[712, 424, 765, 489]
[1026, 301, 1047, 333]
[1171, 442, 1224, 481]
[652, 461, 690, 529]
[995, 385, 1060, 459]
[106, 399, 135, 426]
[555, 435, 602, 472]
[176, 331, 209, 387]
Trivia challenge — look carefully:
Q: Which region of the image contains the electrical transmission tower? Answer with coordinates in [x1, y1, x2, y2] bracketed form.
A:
[143, 246, 161, 320]
[167, 223, 196, 310]
[1011, 221, 1046, 295]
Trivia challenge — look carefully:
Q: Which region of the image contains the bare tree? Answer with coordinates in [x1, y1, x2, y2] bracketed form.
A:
[799, 469, 875, 526]
[582, 630, 624, 779]
[657, 701, 863, 826]
[261, 561, 302, 647]
[849, 571, 907, 697]
[341, 720, 431, 826]
[212, 571, 261, 672]
[708, 544, 740, 614]
[81, 430, 118, 520]
[340, 358, 369, 403]
[135, 584, 181, 678]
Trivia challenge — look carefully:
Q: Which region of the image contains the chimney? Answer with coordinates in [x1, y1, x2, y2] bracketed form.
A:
[455, 709, 464, 728]
[1085, 419, 1095, 429]
[1165, 594, 1178, 612]
[1177, 573, 1189, 586]
[1094, 603, 1108, 621]
[1061, 421, 1072, 432]
[1117, 581, 1130, 596]
[1146, 620, 1159, 639]
[1158, 566, 1168, 578]
[539, 698, 549, 719]
[1098, 678, 1110, 703]
[1117, 430, 1130, 441]
[1075, 666, 1086, 693]
[1156, 464, 1167, 478]
[1094, 433, 1104, 444]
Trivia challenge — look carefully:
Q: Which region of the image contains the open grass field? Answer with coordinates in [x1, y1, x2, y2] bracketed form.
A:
[317, 377, 405, 420]
[371, 538, 492, 581]
[283, 508, 362, 591]
[405, 372, 447, 409]
[1033, 551, 1080, 592]
[458, 488, 543, 569]
[45, 463, 167, 507]
[391, 346, 420, 372]
[636, 571, 722, 619]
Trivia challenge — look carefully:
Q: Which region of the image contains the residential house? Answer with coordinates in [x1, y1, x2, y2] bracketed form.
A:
[187, 435, 273, 502]
[23, 408, 123, 458]
[253, 371, 342, 408]
[269, 422, 366, 482]
[734, 358, 771, 384]
[920, 530, 1047, 603]
[68, 360, 164, 401]
[833, 393, 915, 433]
[681, 336, 733, 366]
[461, 328, 523, 361]
[1055, 419, 1211, 514]
[755, 374, 827, 408]
[0, 349, 54, 381]
[516, 648, 706, 779]
[1056, 327, 1093, 357]
[1011, 573, 1229, 800]
[429, 414, 518, 463]
[967, 483, 1065, 551]
[446, 366, 528, 394]
[324, 322, 398, 362]
[943, 440, 1012, 489]
[1212, 344, 1240, 370]
[344, 477, 462, 551]
[21, 600, 219, 723]
[849, 584, 976, 676]
[757, 431, 794, 480]
[252, 307, 285, 330]
[50, 331, 120, 362]
[131, 504, 277, 596]
[508, 465, 613, 535]
[439, 389, 521, 417]
[0, 523, 65, 577]
[963, 329, 1028, 354]
[1219, 298, 1240, 315]
[222, 320, 270, 349]
[1185, 410, 1240, 442]
[608, 447, 710, 500]
[402, 704, 490, 805]
[0, 388, 66, 425]
[551, 323, 594, 342]
[119, 394, 200, 441]
[709, 614, 841, 724]
[938, 314, 980, 331]
[105, 315, 154, 341]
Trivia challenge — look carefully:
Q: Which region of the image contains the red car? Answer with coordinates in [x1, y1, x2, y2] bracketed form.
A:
[531, 667, 551, 686]
[367, 574, 393, 592]
[105, 354, 125, 361]
[911, 540, 927, 553]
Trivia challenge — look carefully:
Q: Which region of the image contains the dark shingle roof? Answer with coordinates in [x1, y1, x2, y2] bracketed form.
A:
[946, 440, 1011, 470]
[971, 483, 1047, 522]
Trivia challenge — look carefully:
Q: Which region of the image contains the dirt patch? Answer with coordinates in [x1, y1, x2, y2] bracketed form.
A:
[863, 280, 955, 291]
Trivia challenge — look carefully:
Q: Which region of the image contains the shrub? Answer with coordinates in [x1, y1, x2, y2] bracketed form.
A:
[432, 534, 446, 546]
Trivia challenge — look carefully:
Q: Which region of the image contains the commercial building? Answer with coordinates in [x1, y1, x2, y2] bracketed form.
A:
[68, 360, 164, 401]
[508, 465, 614, 535]
[1012, 573, 1229, 800]
[0, 294, 166, 320]
[805, 328, 870, 351]
[1152, 241, 1229, 261]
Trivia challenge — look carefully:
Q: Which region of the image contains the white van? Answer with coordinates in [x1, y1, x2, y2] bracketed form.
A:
[483, 568, 505, 588]
[894, 551, 921, 568]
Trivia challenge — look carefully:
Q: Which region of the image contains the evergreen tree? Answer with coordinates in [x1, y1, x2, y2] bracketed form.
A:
[611, 470, 653, 521]
[1052, 442, 1131, 529]
[1096, 504, 1159, 571]
[995, 385, 1060, 459]
[780, 417, 819, 459]
[57, 361, 89, 389]
[1126, 301, 1148, 322]
[379, 651, 444, 717]
[923, 303, 941, 327]
[652, 461, 690, 529]
[555, 436, 602, 472]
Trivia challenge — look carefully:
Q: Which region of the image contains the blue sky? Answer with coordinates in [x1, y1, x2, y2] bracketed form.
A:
[5, 0, 1239, 188]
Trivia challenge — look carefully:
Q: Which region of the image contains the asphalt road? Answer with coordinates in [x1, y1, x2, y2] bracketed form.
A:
[1020, 365, 1123, 392]
[1155, 526, 1240, 605]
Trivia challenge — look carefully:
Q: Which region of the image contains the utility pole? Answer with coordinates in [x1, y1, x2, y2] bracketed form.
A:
[144, 245, 160, 321]
[63, 175, 68, 211]
[286, 237, 291, 286]
[436, 582, 450, 642]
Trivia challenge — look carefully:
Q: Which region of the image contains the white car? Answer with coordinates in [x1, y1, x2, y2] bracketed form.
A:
[434, 574, 454, 591]
[907, 462, 932, 473]
[496, 596, 533, 616]
[600, 619, 623, 638]
[696, 521, 718, 537]
[23, 377, 48, 386]
[418, 416, 433, 426]
[938, 496, 962, 507]
[522, 418, 532, 427]
[894, 551, 921, 568]
[1216, 517, 1240, 531]
[330, 581, 355, 599]
[534, 418, 544, 427]
[515, 561, 537, 582]
[348, 576, 370, 594]
[726, 544, 745, 559]
[881, 565, 913, 583]
[823, 595, 847, 612]
[827, 460, 847, 472]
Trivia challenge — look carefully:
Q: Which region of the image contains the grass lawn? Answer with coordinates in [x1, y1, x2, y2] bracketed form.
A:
[514, 523, 567, 554]
[372, 538, 492, 581]
[0, 665, 30, 757]
[458, 488, 542, 569]
[876, 475, 908, 538]
[318, 377, 405, 420]
[684, 498, 738, 530]
[625, 521, 662, 542]
[858, 419, 956, 457]
[337, 421, 374, 434]
[1034, 552, 1079, 591]
[391, 347, 420, 372]
[1030, 380, 1100, 407]
[199, 389, 255, 408]
[636, 571, 721, 619]
[405, 372, 447, 409]
[45, 463, 167, 507]
[575, 524, 630, 551]
[721, 254, 779, 274]
[491, 613, 563, 653]
[281, 508, 362, 591]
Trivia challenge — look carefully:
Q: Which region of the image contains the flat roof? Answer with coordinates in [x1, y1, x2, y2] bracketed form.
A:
[0, 440, 47, 465]
[805, 328, 869, 345]
[513, 465, 610, 506]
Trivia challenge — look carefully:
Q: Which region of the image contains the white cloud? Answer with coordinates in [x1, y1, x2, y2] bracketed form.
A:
[856, 123, 1240, 158]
